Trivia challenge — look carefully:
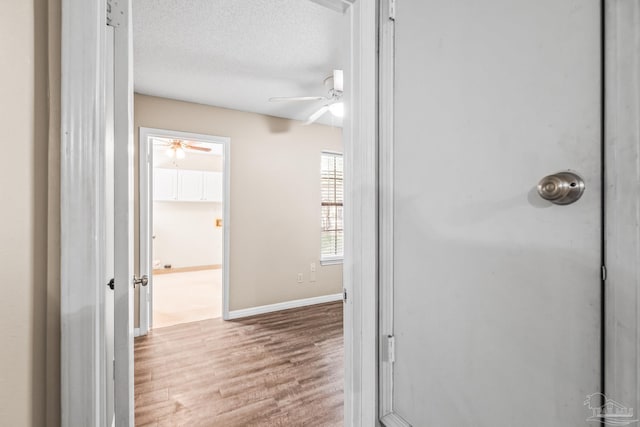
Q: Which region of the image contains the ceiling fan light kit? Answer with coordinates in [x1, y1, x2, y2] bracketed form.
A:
[269, 69, 344, 125]
[331, 69, 343, 92]
[166, 146, 186, 159]
[329, 102, 344, 118]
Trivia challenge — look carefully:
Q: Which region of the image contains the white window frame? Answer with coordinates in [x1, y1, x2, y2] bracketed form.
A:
[321, 256, 345, 266]
[321, 150, 345, 265]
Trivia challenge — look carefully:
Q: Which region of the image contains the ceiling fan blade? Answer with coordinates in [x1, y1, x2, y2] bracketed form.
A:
[269, 96, 325, 102]
[184, 145, 211, 152]
[304, 105, 330, 125]
[333, 69, 344, 92]
[309, 0, 350, 14]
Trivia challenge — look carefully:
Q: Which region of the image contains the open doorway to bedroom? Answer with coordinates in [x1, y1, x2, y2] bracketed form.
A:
[132, 0, 348, 424]
[138, 128, 230, 332]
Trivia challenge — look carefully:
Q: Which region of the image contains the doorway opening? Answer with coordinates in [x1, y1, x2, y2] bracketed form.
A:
[60, 0, 379, 423]
[139, 128, 230, 333]
[132, 1, 348, 424]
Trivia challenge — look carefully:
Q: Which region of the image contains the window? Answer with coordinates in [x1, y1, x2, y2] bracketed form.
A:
[321, 152, 344, 263]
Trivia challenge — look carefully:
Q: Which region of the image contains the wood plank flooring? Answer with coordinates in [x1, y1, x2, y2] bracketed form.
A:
[135, 301, 343, 426]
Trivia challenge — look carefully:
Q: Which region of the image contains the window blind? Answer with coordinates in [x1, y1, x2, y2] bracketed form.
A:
[321, 152, 344, 259]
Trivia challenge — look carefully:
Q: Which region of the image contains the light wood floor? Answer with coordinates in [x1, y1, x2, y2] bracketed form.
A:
[153, 269, 222, 328]
[135, 301, 343, 426]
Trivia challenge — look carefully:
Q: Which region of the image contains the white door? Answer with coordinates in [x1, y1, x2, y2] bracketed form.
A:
[112, 0, 135, 425]
[381, 1, 601, 426]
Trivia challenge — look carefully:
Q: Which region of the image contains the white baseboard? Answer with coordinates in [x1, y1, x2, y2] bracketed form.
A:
[227, 293, 343, 320]
[380, 413, 412, 427]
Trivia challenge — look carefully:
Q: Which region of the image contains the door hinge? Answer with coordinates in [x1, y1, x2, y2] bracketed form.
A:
[385, 335, 396, 363]
[601, 265, 607, 281]
[343, 288, 347, 302]
[388, 0, 396, 21]
[106, 0, 125, 28]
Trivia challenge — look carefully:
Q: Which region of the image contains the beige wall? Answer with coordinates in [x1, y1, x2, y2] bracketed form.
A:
[135, 94, 343, 311]
[0, 0, 59, 425]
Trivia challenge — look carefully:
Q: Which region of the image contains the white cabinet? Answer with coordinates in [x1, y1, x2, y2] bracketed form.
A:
[202, 172, 223, 202]
[153, 168, 222, 202]
[177, 170, 204, 201]
[153, 168, 177, 200]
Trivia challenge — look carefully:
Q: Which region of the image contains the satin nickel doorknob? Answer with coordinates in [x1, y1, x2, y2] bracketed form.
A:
[133, 275, 149, 287]
[537, 171, 585, 205]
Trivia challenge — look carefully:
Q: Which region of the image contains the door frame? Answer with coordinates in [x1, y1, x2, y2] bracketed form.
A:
[376, 0, 640, 424]
[60, 0, 109, 424]
[59, 0, 640, 425]
[60, 0, 377, 426]
[603, 0, 640, 414]
[138, 127, 232, 333]
[378, 0, 396, 423]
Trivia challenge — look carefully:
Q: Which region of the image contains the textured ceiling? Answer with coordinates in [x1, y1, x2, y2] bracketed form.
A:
[133, 0, 349, 126]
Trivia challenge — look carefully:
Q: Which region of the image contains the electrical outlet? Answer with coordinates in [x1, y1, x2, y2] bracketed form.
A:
[310, 262, 316, 272]
[297, 273, 303, 283]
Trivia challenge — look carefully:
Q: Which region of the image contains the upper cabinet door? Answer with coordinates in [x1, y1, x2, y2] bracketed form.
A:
[202, 171, 223, 202]
[153, 168, 177, 201]
[177, 169, 204, 201]
[153, 169, 221, 202]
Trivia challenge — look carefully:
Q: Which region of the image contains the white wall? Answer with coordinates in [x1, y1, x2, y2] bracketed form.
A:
[153, 201, 223, 268]
[151, 145, 224, 269]
[135, 94, 343, 311]
[153, 144, 223, 171]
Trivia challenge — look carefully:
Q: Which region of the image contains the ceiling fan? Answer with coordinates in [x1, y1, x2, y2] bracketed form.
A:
[269, 69, 344, 125]
[159, 139, 211, 159]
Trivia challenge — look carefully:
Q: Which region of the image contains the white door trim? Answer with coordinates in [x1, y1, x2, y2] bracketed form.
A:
[60, 0, 109, 425]
[378, 0, 396, 422]
[604, 0, 640, 411]
[111, 0, 135, 424]
[61, 0, 378, 426]
[138, 127, 232, 331]
[344, 1, 379, 425]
